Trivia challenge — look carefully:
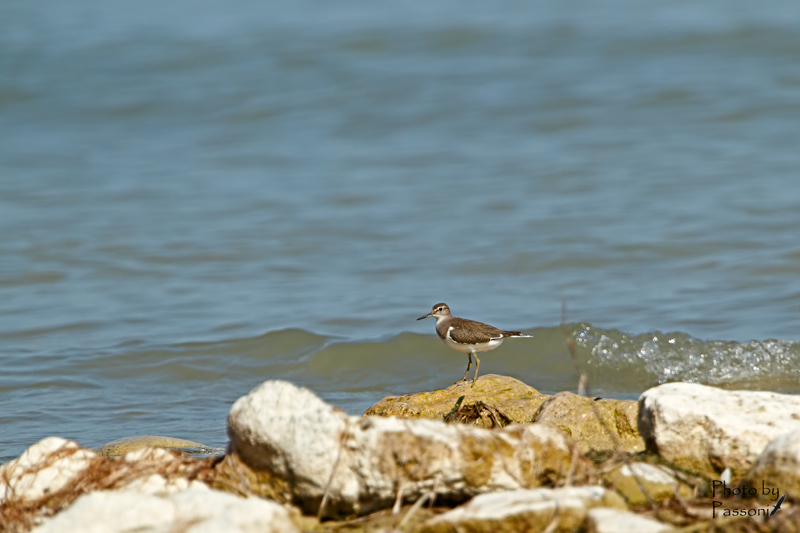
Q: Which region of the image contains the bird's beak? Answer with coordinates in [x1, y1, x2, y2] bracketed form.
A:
[417, 313, 431, 321]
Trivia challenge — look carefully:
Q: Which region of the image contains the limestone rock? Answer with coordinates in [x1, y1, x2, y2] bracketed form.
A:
[122, 446, 183, 464]
[95, 435, 220, 457]
[1, 436, 219, 533]
[364, 374, 547, 425]
[226, 380, 579, 518]
[748, 428, 800, 501]
[533, 392, 644, 456]
[585, 507, 676, 533]
[604, 462, 692, 505]
[119, 473, 209, 495]
[0, 437, 97, 504]
[638, 383, 800, 478]
[364, 375, 644, 457]
[31, 488, 298, 533]
[420, 486, 626, 533]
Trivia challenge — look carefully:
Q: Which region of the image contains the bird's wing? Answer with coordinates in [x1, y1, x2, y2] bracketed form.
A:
[448, 319, 506, 344]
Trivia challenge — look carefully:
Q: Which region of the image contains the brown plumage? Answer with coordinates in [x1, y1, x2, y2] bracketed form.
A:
[441, 317, 522, 345]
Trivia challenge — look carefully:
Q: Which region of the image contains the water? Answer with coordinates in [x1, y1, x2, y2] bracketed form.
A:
[3, 0, 800, 462]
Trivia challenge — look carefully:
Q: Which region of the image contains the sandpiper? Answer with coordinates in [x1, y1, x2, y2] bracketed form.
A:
[417, 303, 532, 386]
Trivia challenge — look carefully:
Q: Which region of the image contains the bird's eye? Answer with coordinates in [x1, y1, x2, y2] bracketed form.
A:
[437, 307, 443, 311]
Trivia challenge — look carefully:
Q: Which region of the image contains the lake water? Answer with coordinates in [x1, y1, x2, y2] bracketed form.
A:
[3, 0, 800, 462]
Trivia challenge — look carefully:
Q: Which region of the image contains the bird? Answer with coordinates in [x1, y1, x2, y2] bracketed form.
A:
[417, 303, 532, 386]
[771, 494, 785, 517]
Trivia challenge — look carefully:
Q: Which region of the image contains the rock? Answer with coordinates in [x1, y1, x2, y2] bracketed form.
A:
[113, 446, 211, 495]
[748, 428, 800, 501]
[533, 392, 644, 456]
[121, 446, 183, 463]
[638, 383, 800, 478]
[30, 488, 299, 533]
[364, 374, 548, 425]
[585, 508, 676, 533]
[0, 437, 97, 504]
[365, 375, 644, 457]
[604, 462, 692, 505]
[119, 473, 209, 495]
[225, 380, 580, 518]
[420, 486, 626, 533]
[1, 436, 220, 532]
[95, 435, 220, 457]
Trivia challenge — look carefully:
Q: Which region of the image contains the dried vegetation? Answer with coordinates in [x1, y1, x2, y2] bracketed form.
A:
[0, 447, 220, 533]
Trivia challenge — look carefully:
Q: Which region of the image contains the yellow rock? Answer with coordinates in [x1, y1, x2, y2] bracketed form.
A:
[95, 436, 215, 457]
[363, 374, 548, 425]
[534, 392, 645, 456]
[364, 375, 645, 457]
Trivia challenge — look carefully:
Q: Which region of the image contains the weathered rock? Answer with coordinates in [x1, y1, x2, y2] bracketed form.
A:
[534, 392, 644, 456]
[1, 436, 221, 532]
[604, 462, 692, 505]
[638, 383, 800, 478]
[365, 375, 644, 457]
[226, 380, 581, 518]
[118, 472, 209, 495]
[121, 445, 183, 464]
[0, 435, 213, 505]
[95, 435, 220, 457]
[113, 446, 211, 495]
[585, 507, 676, 533]
[364, 374, 548, 425]
[420, 486, 626, 533]
[30, 488, 298, 533]
[0, 437, 97, 504]
[748, 428, 800, 501]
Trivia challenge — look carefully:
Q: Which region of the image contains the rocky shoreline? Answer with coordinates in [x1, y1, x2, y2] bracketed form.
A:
[2, 374, 799, 532]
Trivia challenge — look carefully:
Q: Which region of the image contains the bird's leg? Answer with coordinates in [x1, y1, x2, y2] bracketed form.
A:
[459, 353, 473, 382]
[471, 353, 481, 387]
